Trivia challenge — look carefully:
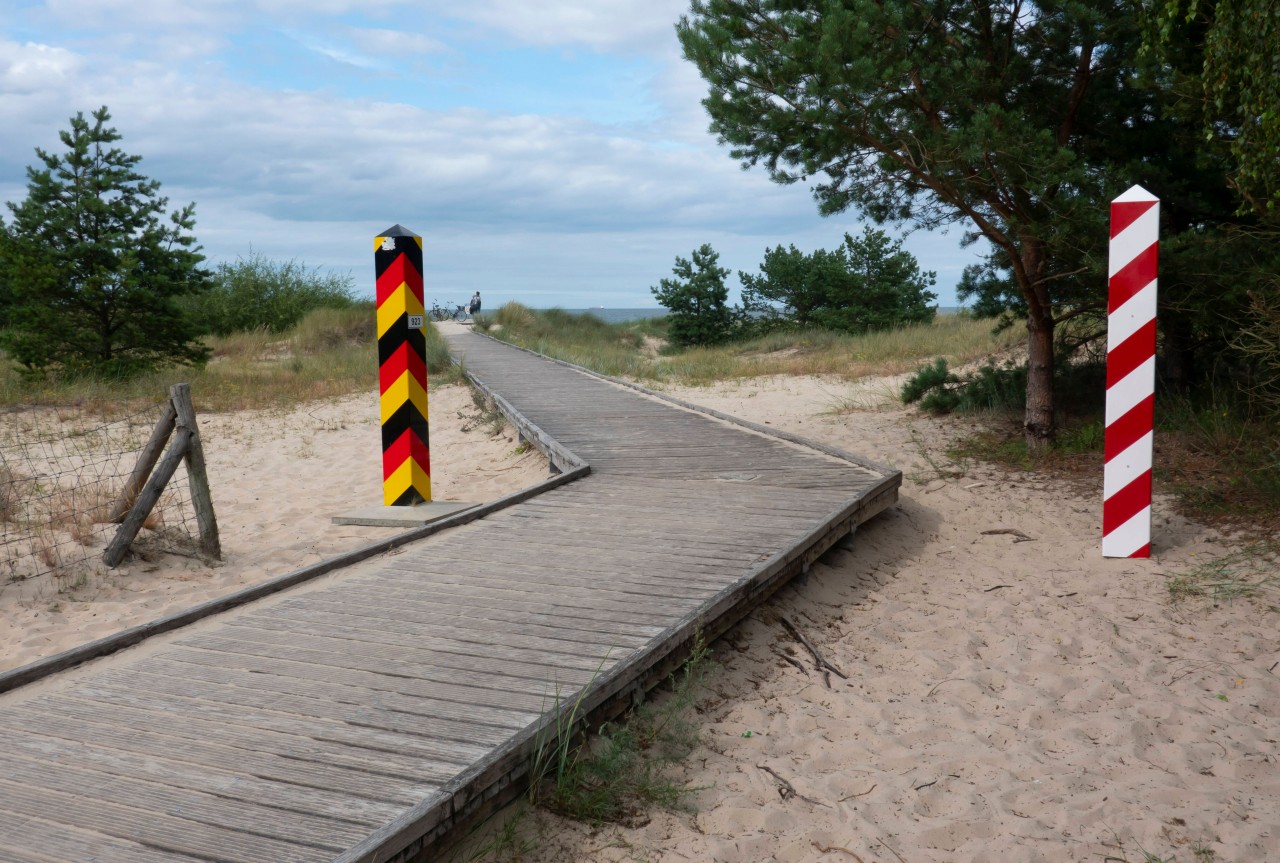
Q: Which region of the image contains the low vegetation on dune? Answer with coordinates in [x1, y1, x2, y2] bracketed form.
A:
[0, 304, 458, 414]
[476, 302, 1023, 384]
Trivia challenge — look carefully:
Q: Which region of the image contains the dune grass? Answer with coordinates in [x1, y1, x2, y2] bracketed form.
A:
[0, 305, 460, 413]
[478, 302, 1023, 385]
[1168, 539, 1280, 604]
[477, 304, 655, 379]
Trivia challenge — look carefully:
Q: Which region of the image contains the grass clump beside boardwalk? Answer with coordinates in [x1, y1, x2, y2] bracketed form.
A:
[478, 302, 1022, 385]
[0, 306, 460, 413]
[529, 635, 713, 825]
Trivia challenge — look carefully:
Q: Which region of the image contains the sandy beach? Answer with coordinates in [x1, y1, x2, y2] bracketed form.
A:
[2, 366, 1276, 862]
[465, 374, 1279, 863]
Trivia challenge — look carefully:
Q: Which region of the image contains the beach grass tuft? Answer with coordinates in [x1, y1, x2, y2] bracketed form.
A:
[528, 633, 713, 825]
[1168, 539, 1280, 604]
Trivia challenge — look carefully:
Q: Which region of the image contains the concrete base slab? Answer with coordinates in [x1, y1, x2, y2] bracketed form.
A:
[331, 501, 478, 528]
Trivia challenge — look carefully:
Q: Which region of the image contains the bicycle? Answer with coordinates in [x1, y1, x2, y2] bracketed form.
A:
[452, 304, 471, 322]
[428, 300, 451, 322]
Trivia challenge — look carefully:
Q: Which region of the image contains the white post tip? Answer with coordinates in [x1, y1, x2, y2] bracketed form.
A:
[1114, 184, 1158, 203]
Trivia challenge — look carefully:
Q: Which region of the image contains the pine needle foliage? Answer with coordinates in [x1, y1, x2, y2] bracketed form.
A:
[1, 107, 210, 379]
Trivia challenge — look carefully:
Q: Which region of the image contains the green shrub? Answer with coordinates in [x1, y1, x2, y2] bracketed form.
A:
[903, 357, 1102, 417]
[182, 252, 358, 335]
[901, 358, 962, 413]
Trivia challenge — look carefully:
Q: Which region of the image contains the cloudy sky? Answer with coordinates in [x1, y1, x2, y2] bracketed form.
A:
[1, 0, 978, 309]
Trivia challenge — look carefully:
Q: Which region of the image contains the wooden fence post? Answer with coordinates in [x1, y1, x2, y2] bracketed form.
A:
[108, 399, 176, 522]
[103, 383, 220, 567]
[171, 383, 220, 560]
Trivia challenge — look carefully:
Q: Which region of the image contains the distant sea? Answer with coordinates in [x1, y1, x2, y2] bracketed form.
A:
[549, 306, 965, 324]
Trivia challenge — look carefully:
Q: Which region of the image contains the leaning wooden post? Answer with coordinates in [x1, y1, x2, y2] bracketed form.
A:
[170, 383, 221, 560]
[103, 424, 192, 567]
[109, 399, 176, 522]
[375, 224, 431, 506]
[1103, 185, 1159, 558]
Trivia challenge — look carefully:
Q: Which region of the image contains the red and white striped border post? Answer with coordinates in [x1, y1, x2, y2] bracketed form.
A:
[1103, 185, 1159, 558]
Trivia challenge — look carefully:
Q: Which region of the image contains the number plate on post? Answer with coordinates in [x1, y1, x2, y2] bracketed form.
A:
[407, 315, 424, 329]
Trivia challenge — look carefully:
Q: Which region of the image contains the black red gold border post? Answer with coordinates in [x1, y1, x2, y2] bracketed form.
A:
[375, 224, 430, 506]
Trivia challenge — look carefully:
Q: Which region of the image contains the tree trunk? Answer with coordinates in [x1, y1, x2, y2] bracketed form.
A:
[1025, 312, 1056, 450]
[1014, 237, 1055, 450]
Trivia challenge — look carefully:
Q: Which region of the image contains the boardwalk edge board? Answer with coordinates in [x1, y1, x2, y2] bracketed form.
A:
[0, 401, 589, 695]
[460, 368, 586, 474]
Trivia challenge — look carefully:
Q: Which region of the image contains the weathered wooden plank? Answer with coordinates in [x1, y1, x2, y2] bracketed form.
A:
[371, 548, 747, 588]
[214, 619, 619, 680]
[58, 680, 489, 771]
[159, 645, 557, 712]
[218, 615, 622, 681]
[0, 727, 404, 826]
[485, 508, 798, 545]
[271, 594, 661, 647]
[379, 549, 741, 591]
[382, 545, 747, 581]
[338, 578, 677, 627]
[132, 657, 538, 730]
[0, 774, 326, 863]
[516, 516, 813, 545]
[365, 566, 714, 613]
[516, 492, 846, 520]
[0, 752, 368, 849]
[244, 606, 639, 659]
[0, 703, 439, 803]
[385, 542, 756, 582]
[88, 669, 531, 745]
[173, 633, 575, 698]
[0, 811, 210, 863]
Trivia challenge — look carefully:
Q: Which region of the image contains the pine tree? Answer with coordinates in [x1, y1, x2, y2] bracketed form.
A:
[741, 228, 936, 334]
[1, 107, 210, 378]
[651, 244, 734, 347]
[678, 1, 1156, 447]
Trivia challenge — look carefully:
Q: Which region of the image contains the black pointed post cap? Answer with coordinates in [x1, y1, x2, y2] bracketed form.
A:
[379, 224, 419, 238]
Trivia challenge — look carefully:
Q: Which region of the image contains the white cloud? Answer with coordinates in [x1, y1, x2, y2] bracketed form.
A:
[0, 40, 83, 92]
[344, 26, 450, 58]
[428, 0, 689, 53]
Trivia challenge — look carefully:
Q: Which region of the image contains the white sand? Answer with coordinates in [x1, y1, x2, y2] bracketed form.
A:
[465, 374, 1280, 863]
[0, 382, 549, 672]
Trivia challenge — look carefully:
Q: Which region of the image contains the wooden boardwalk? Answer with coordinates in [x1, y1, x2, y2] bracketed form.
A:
[0, 329, 900, 863]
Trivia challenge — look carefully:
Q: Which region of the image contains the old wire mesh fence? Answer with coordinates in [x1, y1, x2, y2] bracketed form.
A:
[0, 383, 219, 596]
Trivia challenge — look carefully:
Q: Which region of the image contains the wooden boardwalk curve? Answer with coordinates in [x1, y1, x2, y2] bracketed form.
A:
[0, 328, 900, 863]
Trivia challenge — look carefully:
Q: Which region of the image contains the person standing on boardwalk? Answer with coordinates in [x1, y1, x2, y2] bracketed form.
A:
[468, 292, 481, 318]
